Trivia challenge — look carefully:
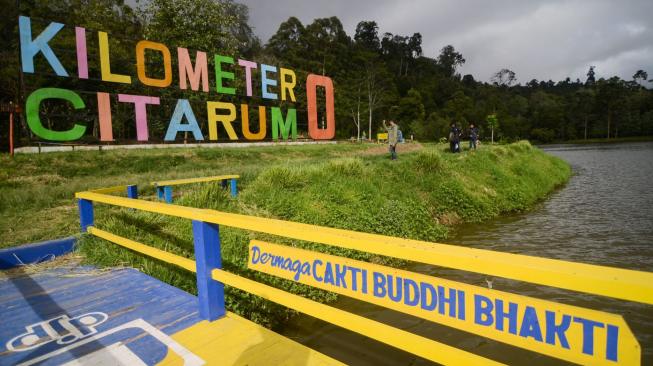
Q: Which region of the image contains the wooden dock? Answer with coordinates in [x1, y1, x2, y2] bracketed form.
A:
[0, 266, 343, 366]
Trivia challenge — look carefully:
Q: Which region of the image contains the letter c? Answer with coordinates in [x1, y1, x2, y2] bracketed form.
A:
[313, 260, 323, 282]
[26, 88, 86, 141]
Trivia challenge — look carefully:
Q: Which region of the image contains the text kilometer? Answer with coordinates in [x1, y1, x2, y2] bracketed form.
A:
[250, 245, 622, 362]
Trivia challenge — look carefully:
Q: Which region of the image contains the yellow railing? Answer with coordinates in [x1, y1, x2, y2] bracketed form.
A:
[76, 190, 653, 305]
[87, 226, 502, 365]
[75, 184, 653, 365]
[152, 174, 239, 187]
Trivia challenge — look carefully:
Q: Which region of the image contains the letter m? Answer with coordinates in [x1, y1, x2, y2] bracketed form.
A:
[271, 107, 297, 141]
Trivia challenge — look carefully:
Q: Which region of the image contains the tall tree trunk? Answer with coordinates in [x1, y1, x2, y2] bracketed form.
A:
[357, 95, 361, 141]
[322, 54, 326, 76]
[615, 123, 619, 138]
[607, 110, 611, 139]
[368, 91, 373, 141]
[584, 115, 588, 140]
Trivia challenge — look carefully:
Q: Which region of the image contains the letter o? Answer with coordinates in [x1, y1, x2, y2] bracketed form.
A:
[306, 74, 335, 140]
[136, 40, 172, 87]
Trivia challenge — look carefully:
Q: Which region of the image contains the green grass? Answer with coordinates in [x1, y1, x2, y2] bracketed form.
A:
[1, 141, 570, 328]
[0, 143, 368, 247]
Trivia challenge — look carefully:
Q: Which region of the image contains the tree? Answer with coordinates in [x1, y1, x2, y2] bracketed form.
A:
[461, 74, 476, 87]
[141, 0, 240, 54]
[223, 1, 261, 57]
[436, 45, 465, 78]
[529, 91, 565, 139]
[486, 114, 498, 143]
[303, 17, 351, 76]
[586, 66, 596, 85]
[491, 69, 516, 86]
[596, 77, 626, 139]
[443, 91, 473, 124]
[397, 89, 425, 134]
[354, 21, 380, 52]
[633, 70, 648, 87]
[412, 112, 449, 140]
[267, 17, 306, 63]
[525, 79, 539, 88]
[340, 73, 365, 140]
[573, 88, 596, 139]
[364, 60, 393, 139]
[380, 32, 421, 76]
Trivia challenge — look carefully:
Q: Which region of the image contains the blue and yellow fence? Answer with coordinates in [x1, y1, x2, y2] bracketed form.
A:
[152, 175, 239, 203]
[75, 180, 653, 366]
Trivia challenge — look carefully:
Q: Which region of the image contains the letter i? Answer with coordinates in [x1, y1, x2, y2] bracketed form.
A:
[97, 93, 113, 141]
[457, 290, 466, 320]
[75, 27, 88, 79]
[362, 269, 368, 294]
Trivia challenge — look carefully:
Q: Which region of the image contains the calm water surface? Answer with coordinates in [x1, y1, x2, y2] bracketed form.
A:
[281, 142, 653, 365]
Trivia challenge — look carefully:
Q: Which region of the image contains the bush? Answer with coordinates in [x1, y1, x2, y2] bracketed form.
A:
[413, 150, 444, 172]
[530, 128, 556, 143]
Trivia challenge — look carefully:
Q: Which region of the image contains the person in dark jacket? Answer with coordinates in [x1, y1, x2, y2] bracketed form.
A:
[469, 123, 479, 150]
[449, 123, 461, 153]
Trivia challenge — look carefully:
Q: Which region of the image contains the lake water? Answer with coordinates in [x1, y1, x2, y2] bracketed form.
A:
[281, 142, 653, 365]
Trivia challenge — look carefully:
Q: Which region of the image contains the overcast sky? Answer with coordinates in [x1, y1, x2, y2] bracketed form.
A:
[239, 0, 653, 84]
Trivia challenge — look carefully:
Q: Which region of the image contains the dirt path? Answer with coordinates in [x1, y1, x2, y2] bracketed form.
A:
[357, 142, 424, 156]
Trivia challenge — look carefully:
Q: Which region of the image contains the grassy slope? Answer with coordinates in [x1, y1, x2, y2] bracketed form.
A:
[59, 141, 570, 328]
[0, 143, 367, 247]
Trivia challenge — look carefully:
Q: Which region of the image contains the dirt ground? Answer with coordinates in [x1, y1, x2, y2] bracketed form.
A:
[356, 142, 424, 156]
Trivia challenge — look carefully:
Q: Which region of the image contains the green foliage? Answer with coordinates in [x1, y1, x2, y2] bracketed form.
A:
[530, 128, 556, 143]
[412, 149, 443, 172]
[140, 0, 240, 53]
[486, 114, 499, 129]
[398, 88, 425, 128]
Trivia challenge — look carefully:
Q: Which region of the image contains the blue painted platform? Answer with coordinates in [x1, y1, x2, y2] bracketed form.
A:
[0, 266, 343, 366]
[0, 267, 201, 366]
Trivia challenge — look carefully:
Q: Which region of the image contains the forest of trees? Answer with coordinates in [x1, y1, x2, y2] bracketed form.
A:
[1, 0, 652, 147]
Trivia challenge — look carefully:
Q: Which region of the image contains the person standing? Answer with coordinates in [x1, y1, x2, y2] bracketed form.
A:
[383, 120, 399, 160]
[449, 123, 461, 153]
[469, 123, 479, 150]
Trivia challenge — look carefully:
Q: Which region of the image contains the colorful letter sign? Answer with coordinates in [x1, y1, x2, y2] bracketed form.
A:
[247, 240, 641, 366]
[18, 15, 336, 143]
